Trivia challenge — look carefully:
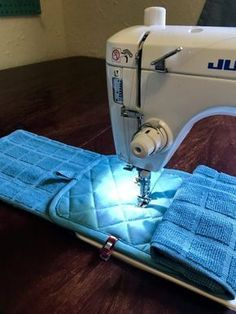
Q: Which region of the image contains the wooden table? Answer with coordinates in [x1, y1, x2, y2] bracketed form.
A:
[0, 57, 235, 314]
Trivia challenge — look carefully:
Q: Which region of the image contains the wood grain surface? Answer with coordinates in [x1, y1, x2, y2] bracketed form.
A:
[0, 57, 235, 314]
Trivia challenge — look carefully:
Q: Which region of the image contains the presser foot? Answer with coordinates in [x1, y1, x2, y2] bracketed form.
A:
[136, 169, 151, 207]
[137, 195, 151, 207]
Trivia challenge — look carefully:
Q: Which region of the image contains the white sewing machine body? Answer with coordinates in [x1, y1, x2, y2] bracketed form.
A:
[106, 7, 236, 172]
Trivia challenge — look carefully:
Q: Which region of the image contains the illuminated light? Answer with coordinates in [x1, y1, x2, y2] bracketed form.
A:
[89, 166, 185, 241]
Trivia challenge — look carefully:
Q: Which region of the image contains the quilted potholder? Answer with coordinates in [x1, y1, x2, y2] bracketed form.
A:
[49, 155, 188, 267]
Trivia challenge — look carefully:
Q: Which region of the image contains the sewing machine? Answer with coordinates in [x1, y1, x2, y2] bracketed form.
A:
[106, 7, 236, 206]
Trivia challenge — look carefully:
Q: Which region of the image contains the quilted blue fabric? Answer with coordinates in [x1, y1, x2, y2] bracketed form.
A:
[50, 155, 187, 261]
[151, 165, 236, 300]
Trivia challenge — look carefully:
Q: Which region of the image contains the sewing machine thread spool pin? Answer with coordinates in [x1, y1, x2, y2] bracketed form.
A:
[144, 7, 166, 27]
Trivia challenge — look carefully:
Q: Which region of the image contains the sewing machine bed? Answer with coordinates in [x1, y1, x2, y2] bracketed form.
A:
[1, 130, 236, 310]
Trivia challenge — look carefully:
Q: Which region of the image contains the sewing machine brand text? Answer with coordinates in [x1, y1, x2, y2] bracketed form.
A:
[208, 59, 236, 71]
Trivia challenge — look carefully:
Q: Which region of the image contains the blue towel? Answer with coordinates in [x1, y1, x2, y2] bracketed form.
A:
[151, 165, 236, 300]
[0, 130, 102, 218]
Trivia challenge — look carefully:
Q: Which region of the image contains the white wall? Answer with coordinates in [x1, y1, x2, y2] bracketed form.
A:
[0, 0, 67, 69]
[0, 0, 206, 69]
[64, 0, 206, 59]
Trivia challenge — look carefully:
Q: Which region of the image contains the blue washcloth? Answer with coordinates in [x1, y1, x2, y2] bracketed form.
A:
[0, 130, 102, 218]
[151, 165, 236, 300]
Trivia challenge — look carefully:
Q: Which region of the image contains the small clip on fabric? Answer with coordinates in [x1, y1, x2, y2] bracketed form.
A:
[100, 235, 118, 261]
